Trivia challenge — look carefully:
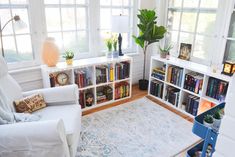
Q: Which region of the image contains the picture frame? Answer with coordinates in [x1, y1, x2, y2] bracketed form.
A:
[178, 43, 192, 61]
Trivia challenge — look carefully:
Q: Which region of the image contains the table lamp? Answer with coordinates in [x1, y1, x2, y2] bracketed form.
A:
[111, 15, 129, 56]
[0, 15, 27, 57]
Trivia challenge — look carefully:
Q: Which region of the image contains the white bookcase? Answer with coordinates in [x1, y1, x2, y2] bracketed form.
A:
[41, 56, 132, 111]
[148, 55, 231, 117]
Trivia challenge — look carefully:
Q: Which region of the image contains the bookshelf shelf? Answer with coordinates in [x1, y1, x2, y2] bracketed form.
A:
[148, 55, 231, 117]
[41, 56, 132, 111]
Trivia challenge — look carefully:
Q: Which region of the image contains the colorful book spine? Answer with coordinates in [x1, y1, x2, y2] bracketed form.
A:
[115, 82, 130, 100]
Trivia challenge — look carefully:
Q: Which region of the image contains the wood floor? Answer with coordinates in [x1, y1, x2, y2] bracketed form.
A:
[82, 84, 196, 156]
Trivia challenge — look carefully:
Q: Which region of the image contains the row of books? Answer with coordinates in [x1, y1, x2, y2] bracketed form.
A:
[151, 66, 166, 81]
[150, 80, 164, 98]
[115, 82, 130, 100]
[115, 62, 130, 80]
[165, 86, 180, 107]
[167, 66, 183, 87]
[184, 95, 200, 116]
[206, 77, 228, 101]
[75, 69, 92, 88]
[184, 72, 203, 94]
[96, 65, 109, 84]
[79, 89, 94, 109]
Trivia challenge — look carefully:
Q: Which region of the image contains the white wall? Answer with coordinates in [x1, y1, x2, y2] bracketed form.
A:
[10, 0, 156, 91]
[213, 75, 235, 157]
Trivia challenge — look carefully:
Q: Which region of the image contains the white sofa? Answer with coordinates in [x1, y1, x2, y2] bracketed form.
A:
[0, 56, 81, 157]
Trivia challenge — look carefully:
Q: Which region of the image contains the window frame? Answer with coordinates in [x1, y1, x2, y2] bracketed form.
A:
[1, 0, 139, 70]
[165, 0, 220, 65]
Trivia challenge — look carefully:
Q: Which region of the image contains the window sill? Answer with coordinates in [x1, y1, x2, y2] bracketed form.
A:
[9, 65, 41, 74]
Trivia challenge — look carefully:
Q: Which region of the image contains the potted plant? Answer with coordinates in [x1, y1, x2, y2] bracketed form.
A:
[159, 44, 173, 59]
[105, 37, 113, 58]
[63, 50, 74, 65]
[112, 35, 119, 58]
[203, 114, 214, 128]
[133, 9, 167, 90]
[213, 109, 222, 131]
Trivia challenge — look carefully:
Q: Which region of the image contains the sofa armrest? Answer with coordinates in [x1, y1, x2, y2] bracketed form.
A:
[0, 120, 69, 156]
[23, 85, 79, 106]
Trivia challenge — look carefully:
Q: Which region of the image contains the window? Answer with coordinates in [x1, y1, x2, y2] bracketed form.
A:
[0, 0, 34, 63]
[224, 6, 235, 61]
[100, 0, 137, 53]
[167, 0, 219, 64]
[0, 0, 138, 69]
[44, 0, 89, 54]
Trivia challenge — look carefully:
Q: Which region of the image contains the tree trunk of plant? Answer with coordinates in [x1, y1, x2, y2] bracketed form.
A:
[143, 44, 148, 80]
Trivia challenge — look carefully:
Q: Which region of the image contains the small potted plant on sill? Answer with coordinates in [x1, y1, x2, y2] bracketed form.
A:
[105, 37, 113, 58]
[213, 109, 222, 131]
[63, 50, 74, 65]
[112, 35, 119, 58]
[159, 44, 173, 59]
[203, 114, 214, 128]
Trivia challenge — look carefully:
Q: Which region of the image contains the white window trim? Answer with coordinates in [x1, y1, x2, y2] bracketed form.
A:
[3, 0, 139, 70]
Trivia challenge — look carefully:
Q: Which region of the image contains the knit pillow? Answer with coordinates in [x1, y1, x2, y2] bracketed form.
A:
[14, 94, 46, 113]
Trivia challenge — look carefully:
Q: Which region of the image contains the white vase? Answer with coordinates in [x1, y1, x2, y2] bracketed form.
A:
[213, 118, 221, 131]
[203, 120, 213, 128]
[106, 51, 112, 58]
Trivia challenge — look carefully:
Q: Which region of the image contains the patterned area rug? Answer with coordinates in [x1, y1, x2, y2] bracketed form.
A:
[77, 97, 199, 157]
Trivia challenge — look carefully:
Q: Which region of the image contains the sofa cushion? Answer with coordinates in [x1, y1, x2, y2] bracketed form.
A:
[33, 104, 81, 146]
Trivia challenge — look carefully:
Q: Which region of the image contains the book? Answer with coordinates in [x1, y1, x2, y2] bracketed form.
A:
[165, 86, 180, 106]
[167, 66, 183, 86]
[150, 80, 164, 98]
[115, 81, 130, 100]
[184, 72, 203, 94]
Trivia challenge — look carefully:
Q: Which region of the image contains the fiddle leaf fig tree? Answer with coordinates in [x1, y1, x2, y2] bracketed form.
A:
[133, 9, 167, 81]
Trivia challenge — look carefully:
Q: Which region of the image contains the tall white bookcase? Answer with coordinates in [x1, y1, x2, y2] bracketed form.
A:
[41, 56, 132, 111]
[148, 55, 231, 117]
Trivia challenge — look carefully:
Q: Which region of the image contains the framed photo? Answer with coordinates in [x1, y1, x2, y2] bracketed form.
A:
[178, 43, 192, 61]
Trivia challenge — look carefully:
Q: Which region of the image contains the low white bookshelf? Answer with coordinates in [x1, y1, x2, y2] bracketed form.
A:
[148, 55, 231, 117]
[41, 56, 132, 111]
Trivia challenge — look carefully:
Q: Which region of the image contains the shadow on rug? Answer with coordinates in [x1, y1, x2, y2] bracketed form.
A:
[77, 97, 199, 157]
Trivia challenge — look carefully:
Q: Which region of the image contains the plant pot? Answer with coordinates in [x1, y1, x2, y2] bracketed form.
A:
[112, 51, 119, 58]
[213, 118, 221, 131]
[166, 54, 170, 60]
[139, 79, 149, 90]
[160, 53, 167, 59]
[106, 51, 112, 58]
[66, 59, 73, 65]
[203, 120, 213, 128]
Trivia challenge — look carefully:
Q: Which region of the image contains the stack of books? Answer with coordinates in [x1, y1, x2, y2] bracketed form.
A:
[150, 80, 164, 98]
[151, 66, 166, 81]
[115, 82, 130, 100]
[184, 72, 203, 94]
[206, 77, 228, 101]
[75, 69, 92, 88]
[97, 85, 113, 104]
[167, 66, 183, 87]
[184, 95, 200, 116]
[115, 62, 130, 80]
[165, 86, 180, 106]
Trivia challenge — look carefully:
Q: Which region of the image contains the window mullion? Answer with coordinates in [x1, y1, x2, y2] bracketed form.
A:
[59, 0, 65, 51]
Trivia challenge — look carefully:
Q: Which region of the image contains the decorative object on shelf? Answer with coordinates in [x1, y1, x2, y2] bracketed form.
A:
[85, 91, 94, 107]
[212, 109, 222, 131]
[159, 43, 173, 59]
[56, 72, 69, 86]
[112, 35, 119, 58]
[203, 114, 214, 128]
[42, 37, 60, 67]
[111, 15, 129, 56]
[221, 60, 235, 76]
[133, 9, 167, 90]
[63, 50, 74, 65]
[0, 15, 27, 57]
[105, 37, 113, 58]
[178, 43, 192, 61]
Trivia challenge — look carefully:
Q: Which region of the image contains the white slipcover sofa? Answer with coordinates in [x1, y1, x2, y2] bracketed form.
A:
[0, 56, 81, 157]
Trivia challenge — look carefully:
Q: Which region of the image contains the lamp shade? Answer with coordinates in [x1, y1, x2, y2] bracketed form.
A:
[13, 15, 27, 31]
[111, 15, 129, 33]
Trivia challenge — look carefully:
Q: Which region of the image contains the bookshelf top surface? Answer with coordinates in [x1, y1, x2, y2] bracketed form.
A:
[41, 56, 132, 72]
[151, 55, 231, 82]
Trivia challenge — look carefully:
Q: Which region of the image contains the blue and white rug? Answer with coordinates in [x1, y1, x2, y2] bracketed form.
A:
[77, 97, 199, 157]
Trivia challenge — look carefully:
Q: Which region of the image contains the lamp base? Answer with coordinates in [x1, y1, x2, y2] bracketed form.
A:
[118, 33, 124, 56]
